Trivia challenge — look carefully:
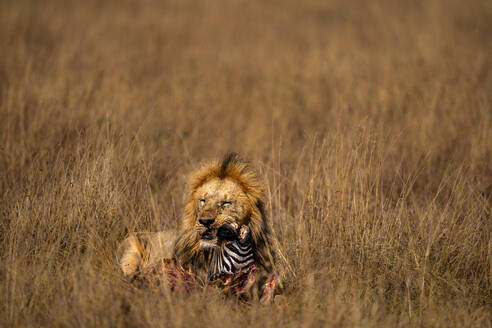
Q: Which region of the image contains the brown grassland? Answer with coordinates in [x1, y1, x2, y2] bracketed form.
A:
[0, 0, 491, 327]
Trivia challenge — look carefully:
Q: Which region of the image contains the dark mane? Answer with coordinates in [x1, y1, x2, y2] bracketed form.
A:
[219, 152, 241, 179]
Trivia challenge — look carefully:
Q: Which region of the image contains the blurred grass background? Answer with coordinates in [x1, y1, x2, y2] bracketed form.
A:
[0, 0, 491, 327]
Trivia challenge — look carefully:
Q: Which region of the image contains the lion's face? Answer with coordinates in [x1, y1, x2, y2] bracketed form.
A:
[193, 178, 250, 249]
[174, 153, 275, 274]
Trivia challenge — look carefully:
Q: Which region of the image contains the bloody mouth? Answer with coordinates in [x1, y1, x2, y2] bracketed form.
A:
[201, 230, 214, 240]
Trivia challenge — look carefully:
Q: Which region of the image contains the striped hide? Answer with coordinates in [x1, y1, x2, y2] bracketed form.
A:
[208, 224, 255, 280]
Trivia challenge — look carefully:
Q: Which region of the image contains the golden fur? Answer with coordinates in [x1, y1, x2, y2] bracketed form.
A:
[118, 153, 277, 278]
[118, 230, 176, 276]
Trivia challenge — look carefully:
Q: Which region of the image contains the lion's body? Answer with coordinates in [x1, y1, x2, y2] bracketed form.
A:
[118, 230, 177, 276]
[118, 153, 278, 291]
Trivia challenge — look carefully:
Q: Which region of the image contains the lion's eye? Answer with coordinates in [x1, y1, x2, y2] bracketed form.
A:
[200, 199, 206, 206]
[222, 201, 232, 207]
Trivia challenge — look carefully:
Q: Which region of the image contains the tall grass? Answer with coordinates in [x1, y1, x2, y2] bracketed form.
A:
[0, 0, 491, 326]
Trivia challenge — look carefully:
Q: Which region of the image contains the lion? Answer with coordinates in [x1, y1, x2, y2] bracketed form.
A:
[118, 153, 278, 294]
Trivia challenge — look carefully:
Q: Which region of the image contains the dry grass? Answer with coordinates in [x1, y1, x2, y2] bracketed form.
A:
[1, 0, 491, 327]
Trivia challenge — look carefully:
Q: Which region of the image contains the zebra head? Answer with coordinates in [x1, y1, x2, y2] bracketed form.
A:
[208, 224, 255, 280]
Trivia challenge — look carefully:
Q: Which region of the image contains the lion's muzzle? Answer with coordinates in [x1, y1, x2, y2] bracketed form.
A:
[199, 216, 217, 241]
[201, 228, 214, 240]
[198, 217, 216, 227]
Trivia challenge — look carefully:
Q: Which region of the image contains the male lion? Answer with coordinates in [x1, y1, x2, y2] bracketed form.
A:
[118, 153, 278, 298]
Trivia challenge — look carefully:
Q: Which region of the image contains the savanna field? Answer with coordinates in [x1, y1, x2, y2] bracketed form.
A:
[1, 0, 491, 327]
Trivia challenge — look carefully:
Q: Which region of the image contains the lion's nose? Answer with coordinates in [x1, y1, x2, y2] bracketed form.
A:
[199, 217, 216, 227]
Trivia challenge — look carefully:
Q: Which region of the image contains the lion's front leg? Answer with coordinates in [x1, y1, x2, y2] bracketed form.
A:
[118, 230, 177, 276]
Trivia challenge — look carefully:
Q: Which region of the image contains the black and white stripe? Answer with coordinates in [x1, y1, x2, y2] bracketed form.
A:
[208, 225, 255, 279]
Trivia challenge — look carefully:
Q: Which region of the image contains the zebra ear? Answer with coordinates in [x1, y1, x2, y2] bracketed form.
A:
[238, 225, 252, 245]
